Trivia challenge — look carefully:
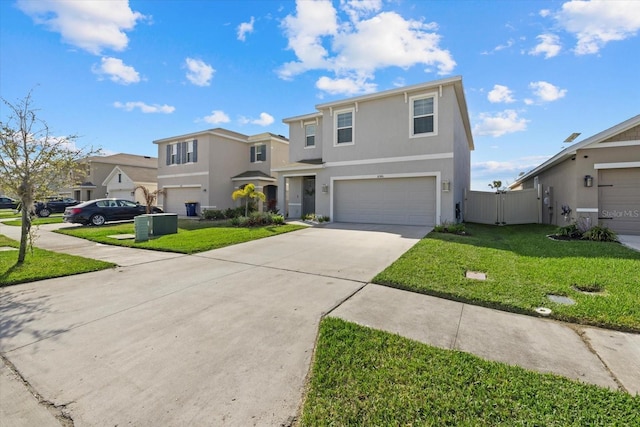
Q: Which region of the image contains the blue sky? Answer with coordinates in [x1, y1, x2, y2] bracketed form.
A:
[1, 0, 638, 190]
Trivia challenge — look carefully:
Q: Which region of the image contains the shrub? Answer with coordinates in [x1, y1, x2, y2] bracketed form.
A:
[555, 223, 582, 239]
[224, 207, 246, 219]
[434, 221, 466, 234]
[202, 209, 226, 220]
[582, 225, 618, 242]
[270, 214, 285, 225]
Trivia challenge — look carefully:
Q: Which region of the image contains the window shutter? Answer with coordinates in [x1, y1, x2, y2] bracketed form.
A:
[166, 144, 171, 165]
[261, 144, 267, 161]
[176, 142, 182, 164]
[250, 146, 256, 163]
[192, 139, 198, 163]
[181, 141, 187, 164]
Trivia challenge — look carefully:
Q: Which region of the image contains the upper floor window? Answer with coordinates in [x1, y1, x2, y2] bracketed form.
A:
[250, 144, 267, 162]
[305, 123, 316, 147]
[335, 109, 354, 145]
[410, 94, 437, 137]
[166, 139, 198, 165]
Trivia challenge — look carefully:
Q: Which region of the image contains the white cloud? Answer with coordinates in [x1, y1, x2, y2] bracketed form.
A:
[278, 0, 455, 95]
[185, 58, 215, 86]
[529, 33, 562, 58]
[17, 0, 146, 54]
[203, 110, 231, 124]
[529, 81, 567, 102]
[237, 16, 255, 41]
[487, 84, 515, 103]
[113, 101, 175, 114]
[93, 57, 140, 84]
[240, 112, 275, 126]
[474, 110, 529, 137]
[316, 75, 377, 95]
[340, 0, 382, 21]
[556, 0, 640, 55]
[539, 9, 551, 18]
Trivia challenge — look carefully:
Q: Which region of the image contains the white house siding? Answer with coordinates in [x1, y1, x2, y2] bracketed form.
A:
[334, 176, 436, 226]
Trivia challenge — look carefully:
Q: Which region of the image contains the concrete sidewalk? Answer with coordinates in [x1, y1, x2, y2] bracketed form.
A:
[1, 222, 639, 426]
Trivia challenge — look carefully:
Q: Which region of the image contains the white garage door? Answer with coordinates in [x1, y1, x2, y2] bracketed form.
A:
[334, 177, 436, 226]
[165, 188, 202, 215]
[599, 168, 640, 235]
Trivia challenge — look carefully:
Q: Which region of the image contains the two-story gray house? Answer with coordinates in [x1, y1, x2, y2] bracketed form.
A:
[275, 76, 473, 226]
[153, 129, 289, 215]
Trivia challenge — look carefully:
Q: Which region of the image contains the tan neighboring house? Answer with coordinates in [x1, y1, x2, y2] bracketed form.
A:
[102, 165, 158, 204]
[509, 114, 640, 235]
[67, 154, 158, 202]
[275, 76, 473, 226]
[153, 129, 289, 215]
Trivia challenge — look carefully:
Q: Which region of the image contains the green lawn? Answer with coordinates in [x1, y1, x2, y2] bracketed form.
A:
[0, 235, 115, 286]
[56, 220, 307, 254]
[0, 209, 20, 219]
[300, 318, 640, 426]
[374, 223, 640, 332]
[3, 215, 64, 226]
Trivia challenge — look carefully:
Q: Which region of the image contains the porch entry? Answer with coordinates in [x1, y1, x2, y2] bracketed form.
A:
[302, 176, 316, 217]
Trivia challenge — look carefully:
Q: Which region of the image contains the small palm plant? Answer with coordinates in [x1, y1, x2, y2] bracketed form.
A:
[231, 183, 266, 216]
[135, 185, 166, 214]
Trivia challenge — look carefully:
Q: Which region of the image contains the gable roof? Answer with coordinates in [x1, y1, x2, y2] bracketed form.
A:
[84, 153, 157, 168]
[102, 165, 157, 186]
[509, 114, 640, 189]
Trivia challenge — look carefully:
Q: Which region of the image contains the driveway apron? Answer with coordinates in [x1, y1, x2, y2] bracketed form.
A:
[0, 223, 428, 426]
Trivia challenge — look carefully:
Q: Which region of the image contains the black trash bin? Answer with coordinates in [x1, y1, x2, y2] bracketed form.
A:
[185, 202, 198, 217]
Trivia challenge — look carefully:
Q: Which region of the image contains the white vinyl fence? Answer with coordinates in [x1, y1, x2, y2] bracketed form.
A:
[465, 188, 541, 225]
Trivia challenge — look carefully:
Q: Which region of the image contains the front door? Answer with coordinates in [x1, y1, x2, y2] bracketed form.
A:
[302, 177, 316, 217]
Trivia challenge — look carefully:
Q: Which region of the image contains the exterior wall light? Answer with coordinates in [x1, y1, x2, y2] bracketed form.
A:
[442, 180, 450, 192]
[584, 175, 593, 187]
[321, 184, 329, 193]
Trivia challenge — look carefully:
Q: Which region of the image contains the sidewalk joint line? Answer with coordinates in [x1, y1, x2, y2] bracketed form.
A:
[451, 303, 465, 349]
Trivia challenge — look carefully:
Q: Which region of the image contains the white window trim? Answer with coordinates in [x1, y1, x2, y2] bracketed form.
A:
[334, 107, 355, 147]
[304, 122, 316, 149]
[186, 140, 195, 164]
[409, 92, 438, 139]
[251, 143, 267, 163]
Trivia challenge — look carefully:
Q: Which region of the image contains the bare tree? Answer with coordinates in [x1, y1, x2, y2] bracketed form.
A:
[135, 185, 166, 213]
[0, 91, 99, 263]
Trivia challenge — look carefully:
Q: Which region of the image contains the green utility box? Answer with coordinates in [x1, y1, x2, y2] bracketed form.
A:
[148, 213, 178, 236]
[134, 215, 150, 242]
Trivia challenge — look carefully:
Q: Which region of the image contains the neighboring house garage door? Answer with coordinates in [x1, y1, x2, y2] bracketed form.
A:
[334, 176, 436, 226]
[599, 168, 640, 235]
[108, 190, 134, 201]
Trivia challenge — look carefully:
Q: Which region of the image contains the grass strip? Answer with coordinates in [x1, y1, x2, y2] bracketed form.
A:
[0, 234, 115, 286]
[300, 318, 640, 426]
[56, 221, 307, 254]
[373, 223, 640, 332]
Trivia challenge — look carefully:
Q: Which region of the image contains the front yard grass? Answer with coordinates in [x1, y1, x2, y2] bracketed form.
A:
[0, 235, 115, 286]
[374, 223, 640, 332]
[300, 318, 640, 426]
[55, 220, 307, 254]
[3, 215, 64, 226]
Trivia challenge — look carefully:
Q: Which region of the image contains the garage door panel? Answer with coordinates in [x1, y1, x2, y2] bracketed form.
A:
[334, 177, 436, 226]
[599, 169, 640, 235]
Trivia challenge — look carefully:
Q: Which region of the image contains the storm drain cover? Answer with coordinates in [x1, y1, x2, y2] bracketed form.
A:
[466, 271, 487, 280]
[547, 294, 575, 305]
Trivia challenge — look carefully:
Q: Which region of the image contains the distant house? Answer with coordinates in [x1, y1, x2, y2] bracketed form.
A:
[510, 114, 640, 235]
[276, 76, 474, 226]
[153, 129, 289, 215]
[68, 154, 158, 202]
[102, 165, 158, 204]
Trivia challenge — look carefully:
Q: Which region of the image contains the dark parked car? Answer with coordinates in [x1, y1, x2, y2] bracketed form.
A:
[34, 197, 79, 217]
[63, 198, 163, 226]
[0, 196, 18, 210]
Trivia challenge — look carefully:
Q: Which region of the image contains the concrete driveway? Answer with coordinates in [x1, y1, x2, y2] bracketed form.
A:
[0, 223, 429, 426]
